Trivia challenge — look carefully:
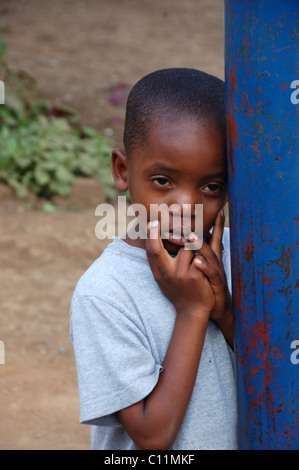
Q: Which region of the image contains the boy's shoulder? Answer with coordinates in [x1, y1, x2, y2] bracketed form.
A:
[74, 237, 149, 299]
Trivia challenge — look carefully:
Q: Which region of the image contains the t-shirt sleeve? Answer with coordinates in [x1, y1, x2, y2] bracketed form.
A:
[222, 227, 232, 294]
[70, 293, 163, 425]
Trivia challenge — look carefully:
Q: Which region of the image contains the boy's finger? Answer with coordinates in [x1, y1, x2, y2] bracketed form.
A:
[209, 209, 224, 261]
[195, 241, 220, 268]
[175, 243, 195, 276]
[145, 220, 173, 274]
[193, 255, 220, 288]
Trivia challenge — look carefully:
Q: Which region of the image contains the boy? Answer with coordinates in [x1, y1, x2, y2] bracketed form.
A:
[70, 68, 237, 450]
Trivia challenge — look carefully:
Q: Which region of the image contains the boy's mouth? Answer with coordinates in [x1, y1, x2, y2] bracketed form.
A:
[164, 231, 188, 246]
[162, 230, 203, 251]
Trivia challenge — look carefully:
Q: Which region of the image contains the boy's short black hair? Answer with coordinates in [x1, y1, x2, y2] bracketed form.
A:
[123, 68, 226, 155]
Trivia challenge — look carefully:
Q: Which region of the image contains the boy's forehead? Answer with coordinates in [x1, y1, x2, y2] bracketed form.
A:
[129, 118, 227, 172]
[150, 114, 224, 142]
[149, 118, 225, 155]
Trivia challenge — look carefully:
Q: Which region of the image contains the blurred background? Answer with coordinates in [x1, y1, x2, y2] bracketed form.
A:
[0, 0, 224, 449]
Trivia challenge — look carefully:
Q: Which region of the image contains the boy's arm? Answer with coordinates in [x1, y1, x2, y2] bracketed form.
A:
[117, 304, 209, 450]
[191, 211, 234, 349]
[213, 308, 234, 350]
[117, 211, 234, 449]
[117, 221, 215, 450]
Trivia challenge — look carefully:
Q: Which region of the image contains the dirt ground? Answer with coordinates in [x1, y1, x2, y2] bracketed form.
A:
[0, 0, 224, 450]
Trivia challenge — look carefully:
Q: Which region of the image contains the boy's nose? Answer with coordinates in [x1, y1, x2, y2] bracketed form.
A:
[174, 191, 202, 217]
[170, 205, 202, 237]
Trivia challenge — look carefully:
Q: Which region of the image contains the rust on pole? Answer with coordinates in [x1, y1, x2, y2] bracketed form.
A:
[225, 0, 299, 449]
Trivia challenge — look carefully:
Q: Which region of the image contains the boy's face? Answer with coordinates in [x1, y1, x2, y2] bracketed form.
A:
[114, 118, 228, 255]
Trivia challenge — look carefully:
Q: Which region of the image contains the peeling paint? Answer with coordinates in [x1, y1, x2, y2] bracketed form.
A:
[227, 65, 239, 178]
[225, 0, 299, 450]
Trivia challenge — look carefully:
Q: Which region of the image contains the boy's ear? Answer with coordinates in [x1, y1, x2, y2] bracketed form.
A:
[112, 148, 129, 192]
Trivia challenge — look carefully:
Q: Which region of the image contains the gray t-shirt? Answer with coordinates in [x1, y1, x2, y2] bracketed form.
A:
[70, 227, 238, 450]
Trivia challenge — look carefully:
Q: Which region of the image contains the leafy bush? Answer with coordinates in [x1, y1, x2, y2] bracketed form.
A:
[0, 117, 117, 199]
[0, 29, 118, 201]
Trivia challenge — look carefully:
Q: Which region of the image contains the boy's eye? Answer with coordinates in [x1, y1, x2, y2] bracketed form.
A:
[203, 183, 223, 192]
[151, 177, 171, 187]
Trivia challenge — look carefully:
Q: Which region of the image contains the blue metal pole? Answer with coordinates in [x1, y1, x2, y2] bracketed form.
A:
[224, 0, 299, 449]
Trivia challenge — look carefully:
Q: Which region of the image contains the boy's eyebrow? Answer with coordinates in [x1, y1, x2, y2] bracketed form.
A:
[201, 171, 228, 180]
[145, 163, 180, 174]
[145, 164, 228, 181]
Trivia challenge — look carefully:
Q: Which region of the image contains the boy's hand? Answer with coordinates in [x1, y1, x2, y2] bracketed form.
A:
[193, 209, 232, 324]
[145, 220, 215, 317]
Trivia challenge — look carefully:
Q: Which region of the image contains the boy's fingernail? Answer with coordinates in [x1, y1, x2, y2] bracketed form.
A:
[188, 232, 198, 241]
[148, 220, 159, 231]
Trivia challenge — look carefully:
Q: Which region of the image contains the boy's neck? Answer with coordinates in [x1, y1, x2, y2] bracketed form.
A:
[123, 221, 147, 250]
[123, 232, 146, 250]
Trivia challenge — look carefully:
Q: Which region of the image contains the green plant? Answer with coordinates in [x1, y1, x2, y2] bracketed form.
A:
[0, 117, 117, 199]
[0, 28, 118, 201]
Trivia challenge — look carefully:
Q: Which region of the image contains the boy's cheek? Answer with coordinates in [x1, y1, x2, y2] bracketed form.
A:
[202, 221, 215, 241]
